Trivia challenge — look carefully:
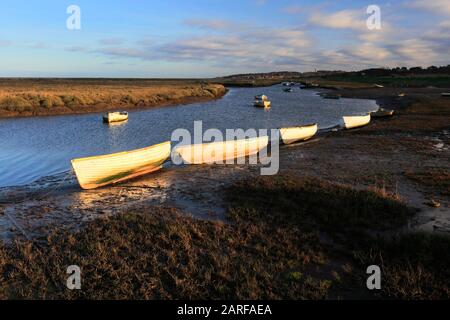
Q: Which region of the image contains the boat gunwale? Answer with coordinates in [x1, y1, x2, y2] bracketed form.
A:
[71, 141, 171, 164]
[279, 123, 318, 131]
[173, 136, 269, 151]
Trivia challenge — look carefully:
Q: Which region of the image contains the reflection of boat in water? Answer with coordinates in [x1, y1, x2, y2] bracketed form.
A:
[343, 114, 371, 129]
[172, 136, 269, 164]
[279, 124, 318, 145]
[103, 111, 128, 123]
[371, 108, 394, 118]
[71, 141, 171, 189]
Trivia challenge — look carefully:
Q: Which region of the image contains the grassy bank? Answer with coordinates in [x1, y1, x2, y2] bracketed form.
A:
[1, 176, 448, 299]
[0, 79, 226, 118]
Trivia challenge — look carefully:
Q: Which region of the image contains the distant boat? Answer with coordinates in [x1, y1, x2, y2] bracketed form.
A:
[283, 88, 293, 93]
[255, 94, 268, 101]
[371, 108, 394, 118]
[172, 136, 269, 164]
[71, 141, 171, 189]
[442, 93, 450, 97]
[398, 93, 405, 97]
[254, 100, 271, 108]
[343, 114, 371, 129]
[103, 111, 128, 123]
[322, 93, 341, 99]
[279, 123, 318, 145]
[374, 84, 384, 88]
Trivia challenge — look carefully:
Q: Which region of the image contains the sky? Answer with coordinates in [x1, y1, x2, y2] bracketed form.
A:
[0, 0, 449, 78]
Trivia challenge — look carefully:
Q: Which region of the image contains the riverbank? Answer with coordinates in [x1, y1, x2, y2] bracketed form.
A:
[0, 86, 449, 299]
[0, 79, 226, 118]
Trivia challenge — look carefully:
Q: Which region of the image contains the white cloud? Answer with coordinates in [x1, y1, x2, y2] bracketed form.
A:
[308, 9, 366, 31]
[408, 0, 450, 16]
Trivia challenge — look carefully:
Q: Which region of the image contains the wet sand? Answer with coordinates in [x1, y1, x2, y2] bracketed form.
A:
[0, 87, 449, 242]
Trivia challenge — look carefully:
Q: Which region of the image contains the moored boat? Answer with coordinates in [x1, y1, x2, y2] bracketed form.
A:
[254, 100, 271, 108]
[103, 111, 128, 123]
[283, 88, 293, 93]
[71, 141, 171, 189]
[173, 136, 269, 165]
[442, 93, 450, 97]
[343, 114, 371, 129]
[371, 108, 394, 118]
[279, 123, 318, 145]
[255, 94, 268, 101]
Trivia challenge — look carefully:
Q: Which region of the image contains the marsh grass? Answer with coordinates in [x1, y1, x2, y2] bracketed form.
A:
[0, 79, 226, 117]
[0, 176, 448, 299]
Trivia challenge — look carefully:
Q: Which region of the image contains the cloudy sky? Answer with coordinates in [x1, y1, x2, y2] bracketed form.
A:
[0, 0, 449, 77]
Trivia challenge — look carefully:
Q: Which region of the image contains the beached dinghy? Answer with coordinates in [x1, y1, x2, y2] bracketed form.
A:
[71, 141, 171, 189]
[371, 108, 394, 118]
[254, 100, 271, 108]
[343, 114, 371, 129]
[279, 123, 318, 145]
[103, 111, 128, 123]
[173, 136, 269, 164]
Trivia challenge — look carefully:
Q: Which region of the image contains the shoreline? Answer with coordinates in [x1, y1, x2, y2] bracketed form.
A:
[0, 84, 449, 299]
[0, 80, 227, 119]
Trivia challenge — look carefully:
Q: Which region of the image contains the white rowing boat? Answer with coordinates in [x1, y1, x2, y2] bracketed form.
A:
[371, 108, 394, 118]
[343, 114, 371, 129]
[103, 111, 128, 123]
[71, 141, 171, 189]
[279, 123, 318, 145]
[172, 136, 269, 164]
[255, 94, 268, 101]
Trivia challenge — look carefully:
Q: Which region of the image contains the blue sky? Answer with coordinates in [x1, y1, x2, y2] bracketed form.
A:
[0, 0, 448, 77]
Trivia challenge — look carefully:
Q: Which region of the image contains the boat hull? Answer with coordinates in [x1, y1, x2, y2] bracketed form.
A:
[71, 141, 171, 189]
[371, 109, 394, 118]
[173, 136, 269, 164]
[280, 124, 318, 145]
[103, 112, 128, 123]
[343, 114, 371, 129]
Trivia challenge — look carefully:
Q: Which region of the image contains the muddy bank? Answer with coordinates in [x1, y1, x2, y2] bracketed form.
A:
[0, 86, 449, 299]
[1, 87, 449, 239]
[0, 79, 226, 118]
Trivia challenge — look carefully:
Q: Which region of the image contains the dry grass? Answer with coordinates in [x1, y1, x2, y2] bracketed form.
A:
[2, 176, 445, 300]
[0, 79, 226, 117]
[404, 169, 450, 196]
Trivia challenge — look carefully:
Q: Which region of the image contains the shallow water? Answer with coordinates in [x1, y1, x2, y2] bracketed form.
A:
[0, 85, 378, 187]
